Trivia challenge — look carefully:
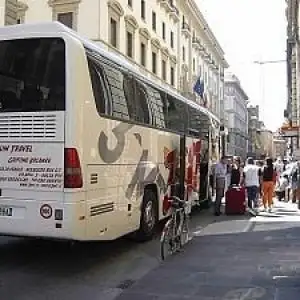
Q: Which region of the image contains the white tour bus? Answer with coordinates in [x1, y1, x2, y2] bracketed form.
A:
[0, 22, 219, 241]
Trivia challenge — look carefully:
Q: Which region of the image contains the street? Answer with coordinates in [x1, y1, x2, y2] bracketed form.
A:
[0, 207, 228, 300]
[1, 201, 300, 300]
[116, 200, 300, 300]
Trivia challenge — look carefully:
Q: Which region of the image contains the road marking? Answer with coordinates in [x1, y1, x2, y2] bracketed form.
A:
[223, 287, 266, 300]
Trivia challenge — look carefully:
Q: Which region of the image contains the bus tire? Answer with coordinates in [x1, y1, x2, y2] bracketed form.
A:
[136, 188, 158, 242]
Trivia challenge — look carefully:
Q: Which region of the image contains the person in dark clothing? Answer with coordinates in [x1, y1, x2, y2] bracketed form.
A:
[230, 156, 242, 186]
[262, 157, 276, 212]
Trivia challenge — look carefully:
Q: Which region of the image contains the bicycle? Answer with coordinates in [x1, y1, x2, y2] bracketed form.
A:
[160, 195, 190, 260]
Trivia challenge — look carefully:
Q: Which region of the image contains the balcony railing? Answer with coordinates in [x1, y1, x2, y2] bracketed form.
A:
[192, 36, 201, 50]
[169, 1, 179, 22]
[192, 36, 200, 44]
[161, 0, 174, 13]
[182, 22, 190, 31]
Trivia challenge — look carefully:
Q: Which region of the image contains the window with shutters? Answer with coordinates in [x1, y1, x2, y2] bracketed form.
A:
[140, 42, 146, 67]
[141, 0, 146, 20]
[152, 52, 157, 74]
[170, 66, 175, 86]
[48, 0, 80, 30]
[126, 31, 133, 58]
[110, 18, 118, 48]
[162, 60, 166, 81]
[57, 12, 73, 28]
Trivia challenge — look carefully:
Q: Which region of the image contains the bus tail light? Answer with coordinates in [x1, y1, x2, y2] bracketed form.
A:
[64, 148, 83, 188]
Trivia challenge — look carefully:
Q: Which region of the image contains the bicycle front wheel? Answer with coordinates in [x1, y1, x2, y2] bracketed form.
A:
[160, 219, 175, 260]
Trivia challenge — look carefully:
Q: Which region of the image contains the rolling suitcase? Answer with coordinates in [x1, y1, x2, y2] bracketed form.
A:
[225, 185, 246, 215]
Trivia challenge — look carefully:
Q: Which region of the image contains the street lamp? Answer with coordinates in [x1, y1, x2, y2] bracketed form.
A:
[253, 59, 286, 122]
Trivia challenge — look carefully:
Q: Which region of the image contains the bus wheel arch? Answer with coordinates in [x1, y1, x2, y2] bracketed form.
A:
[136, 184, 158, 241]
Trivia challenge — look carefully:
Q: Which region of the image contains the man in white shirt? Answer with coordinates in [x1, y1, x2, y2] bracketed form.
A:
[242, 157, 262, 209]
[214, 156, 228, 216]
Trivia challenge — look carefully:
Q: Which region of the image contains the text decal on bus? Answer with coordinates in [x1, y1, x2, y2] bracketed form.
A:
[0, 143, 64, 191]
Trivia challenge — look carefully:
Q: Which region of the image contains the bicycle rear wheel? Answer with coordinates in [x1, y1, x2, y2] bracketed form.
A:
[180, 214, 190, 247]
[160, 219, 175, 260]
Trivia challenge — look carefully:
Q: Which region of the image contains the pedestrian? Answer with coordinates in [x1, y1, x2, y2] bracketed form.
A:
[275, 174, 289, 201]
[290, 161, 300, 206]
[226, 157, 233, 191]
[296, 161, 300, 208]
[242, 157, 261, 211]
[262, 157, 276, 212]
[214, 156, 227, 216]
[257, 160, 264, 201]
[290, 162, 300, 203]
[230, 156, 242, 186]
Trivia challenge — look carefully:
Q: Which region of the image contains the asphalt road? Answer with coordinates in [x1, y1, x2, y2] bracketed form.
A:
[117, 200, 300, 300]
[0, 207, 227, 300]
[2, 201, 297, 300]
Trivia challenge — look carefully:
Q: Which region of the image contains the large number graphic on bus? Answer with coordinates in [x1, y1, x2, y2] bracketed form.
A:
[98, 123, 134, 164]
[98, 124, 201, 214]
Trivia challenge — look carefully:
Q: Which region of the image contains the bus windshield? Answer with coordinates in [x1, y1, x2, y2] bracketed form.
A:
[0, 37, 65, 112]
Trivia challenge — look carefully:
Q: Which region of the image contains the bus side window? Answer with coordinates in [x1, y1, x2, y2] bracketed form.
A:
[188, 106, 201, 136]
[101, 64, 130, 120]
[146, 86, 165, 128]
[135, 80, 150, 124]
[87, 56, 111, 115]
[164, 95, 188, 133]
[123, 73, 150, 124]
[189, 106, 210, 139]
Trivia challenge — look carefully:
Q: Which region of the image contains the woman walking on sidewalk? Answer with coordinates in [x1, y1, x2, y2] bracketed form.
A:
[262, 158, 277, 212]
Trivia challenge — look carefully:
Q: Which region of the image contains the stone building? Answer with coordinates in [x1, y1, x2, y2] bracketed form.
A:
[224, 73, 248, 159]
[0, 0, 229, 119]
[247, 105, 263, 159]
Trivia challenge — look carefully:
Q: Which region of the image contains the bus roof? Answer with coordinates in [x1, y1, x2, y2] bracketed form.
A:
[0, 22, 220, 126]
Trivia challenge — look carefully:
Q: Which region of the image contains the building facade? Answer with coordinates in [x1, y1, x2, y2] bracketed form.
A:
[224, 73, 248, 159]
[260, 129, 274, 158]
[0, 0, 18, 26]
[247, 105, 263, 159]
[273, 137, 287, 159]
[0, 0, 228, 119]
[286, 0, 300, 152]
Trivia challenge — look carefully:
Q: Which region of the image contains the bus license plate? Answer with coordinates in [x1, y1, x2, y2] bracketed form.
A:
[0, 206, 12, 217]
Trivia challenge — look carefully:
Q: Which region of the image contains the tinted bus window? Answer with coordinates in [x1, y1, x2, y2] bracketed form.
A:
[123, 74, 150, 124]
[0, 38, 65, 112]
[163, 95, 188, 133]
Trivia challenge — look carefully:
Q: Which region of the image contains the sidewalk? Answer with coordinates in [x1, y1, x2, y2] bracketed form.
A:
[115, 200, 300, 300]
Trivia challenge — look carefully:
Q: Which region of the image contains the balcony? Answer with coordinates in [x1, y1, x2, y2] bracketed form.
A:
[181, 22, 191, 38]
[160, 0, 173, 13]
[169, 3, 179, 22]
[192, 36, 201, 50]
[203, 52, 211, 63]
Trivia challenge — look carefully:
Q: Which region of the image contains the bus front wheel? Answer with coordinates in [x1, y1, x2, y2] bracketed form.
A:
[136, 188, 158, 241]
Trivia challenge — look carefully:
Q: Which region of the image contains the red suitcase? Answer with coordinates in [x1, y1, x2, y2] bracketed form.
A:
[225, 185, 246, 215]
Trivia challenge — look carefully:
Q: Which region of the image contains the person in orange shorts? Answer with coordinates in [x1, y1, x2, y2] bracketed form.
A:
[261, 158, 276, 212]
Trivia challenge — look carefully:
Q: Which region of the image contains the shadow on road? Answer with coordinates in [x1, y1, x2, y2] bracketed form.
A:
[116, 223, 300, 300]
[0, 207, 253, 300]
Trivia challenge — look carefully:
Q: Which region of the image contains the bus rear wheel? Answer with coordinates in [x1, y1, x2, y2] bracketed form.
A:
[136, 188, 158, 242]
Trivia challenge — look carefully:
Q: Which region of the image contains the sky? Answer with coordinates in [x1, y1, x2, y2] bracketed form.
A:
[197, 0, 287, 132]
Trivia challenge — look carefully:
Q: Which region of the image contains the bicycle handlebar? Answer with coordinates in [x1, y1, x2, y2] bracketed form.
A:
[169, 196, 186, 205]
